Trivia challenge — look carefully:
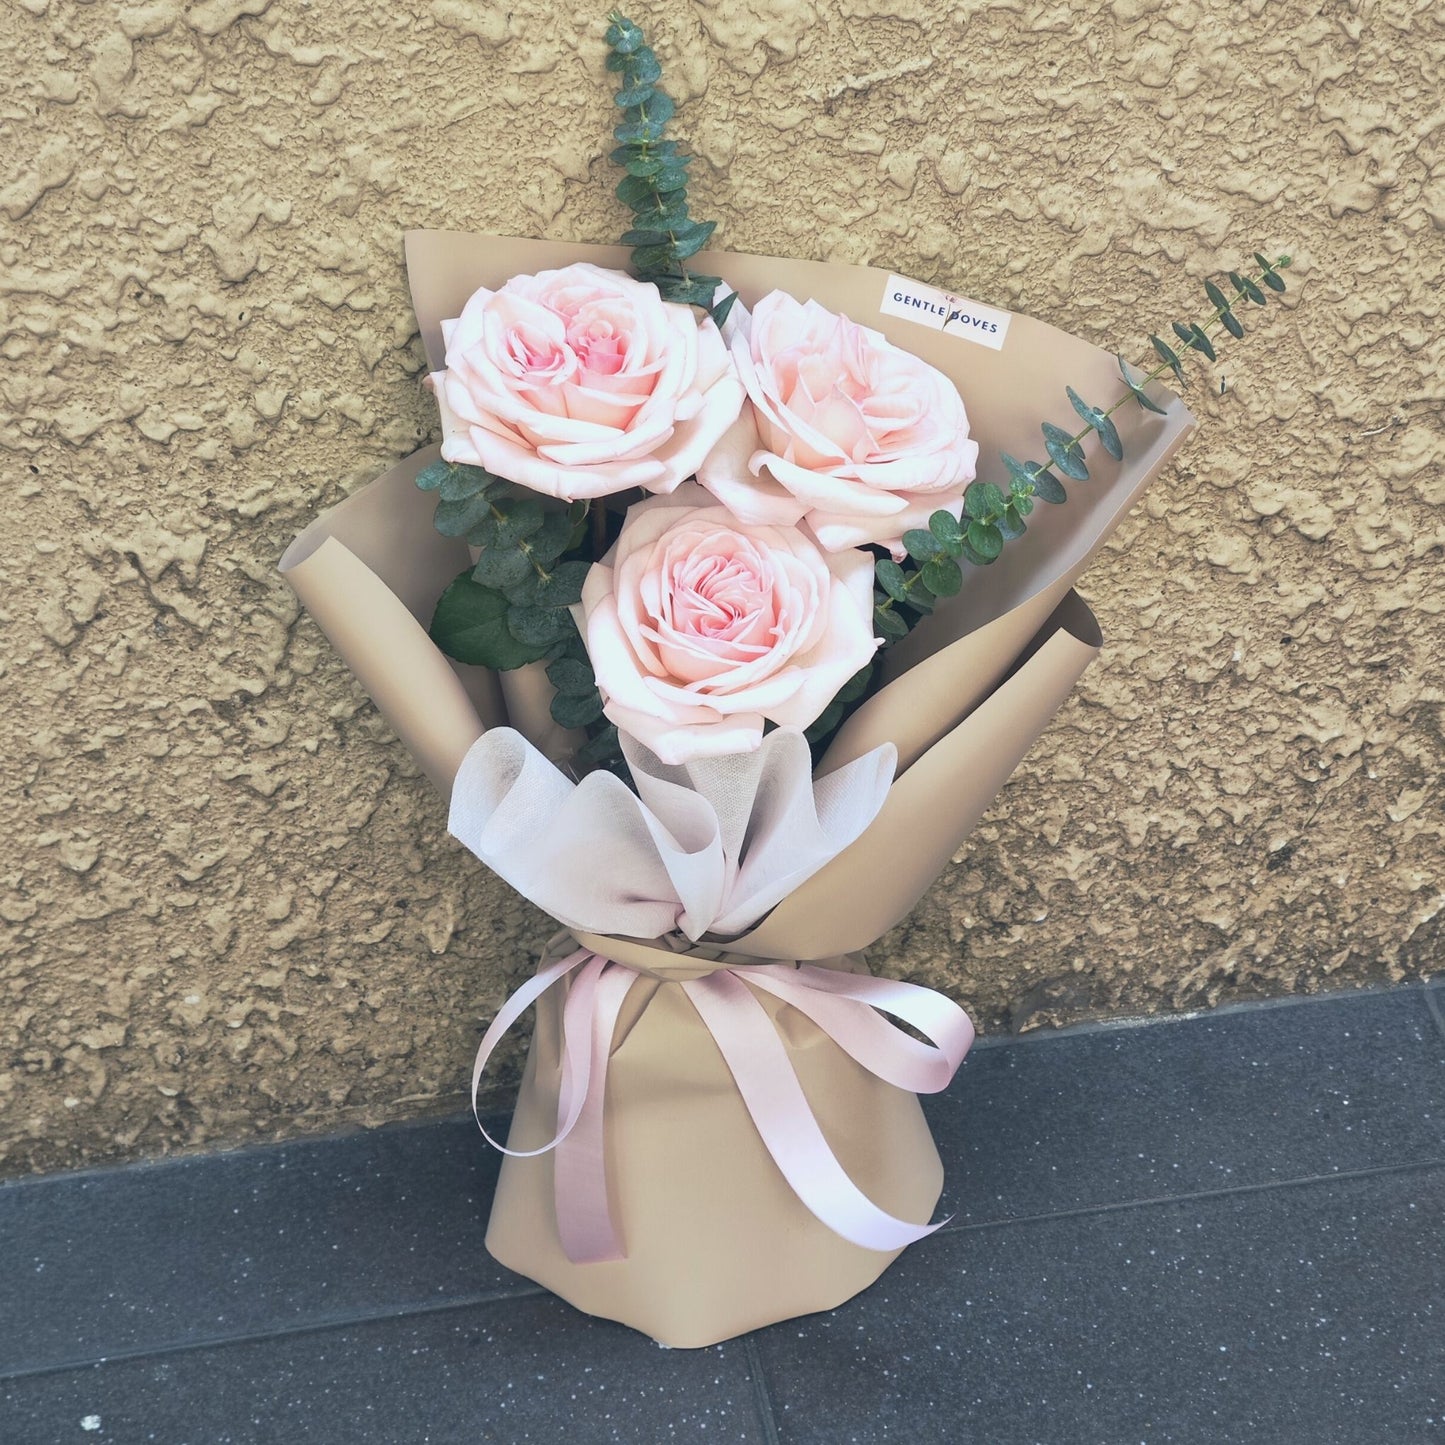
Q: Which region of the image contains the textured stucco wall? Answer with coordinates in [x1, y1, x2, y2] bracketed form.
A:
[2, 0, 1441, 1177]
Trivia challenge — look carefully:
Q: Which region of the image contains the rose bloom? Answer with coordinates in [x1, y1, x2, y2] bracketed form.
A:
[429, 263, 743, 501]
[579, 485, 879, 764]
[697, 291, 979, 555]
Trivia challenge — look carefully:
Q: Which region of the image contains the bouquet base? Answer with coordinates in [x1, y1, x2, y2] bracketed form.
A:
[484, 958, 945, 1349]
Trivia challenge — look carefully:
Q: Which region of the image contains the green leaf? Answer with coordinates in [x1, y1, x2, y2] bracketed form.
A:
[1204, 279, 1232, 314]
[631, 243, 679, 272]
[1041, 422, 1088, 481]
[507, 605, 574, 647]
[901, 581, 935, 615]
[928, 510, 964, 550]
[997, 510, 1026, 541]
[1030, 467, 1067, 503]
[1222, 310, 1244, 339]
[628, 90, 674, 127]
[614, 82, 655, 107]
[1150, 334, 1185, 385]
[614, 117, 667, 145]
[626, 48, 662, 84]
[1230, 271, 1266, 305]
[921, 556, 964, 597]
[875, 558, 910, 602]
[651, 166, 691, 194]
[472, 544, 535, 591]
[1184, 322, 1216, 361]
[964, 481, 1006, 520]
[670, 219, 716, 259]
[1008, 487, 1034, 516]
[1262, 268, 1287, 293]
[804, 701, 845, 746]
[966, 520, 1004, 562]
[874, 606, 908, 644]
[1117, 355, 1168, 415]
[655, 276, 718, 308]
[430, 573, 550, 670]
[616, 174, 657, 207]
[577, 724, 621, 766]
[1001, 453, 1039, 491]
[836, 661, 874, 703]
[534, 559, 591, 608]
[605, 18, 645, 53]
[1066, 386, 1123, 461]
[529, 508, 574, 566]
[550, 689, 605, 729]
[710, 292, 739, 329]
[900, 527, 943, 562]
[546, 657, 596, 696]
[1171, 319, 1194, 345]
[432, 493, 494, 538]
[416, 459, 451, 492]
[490, 495, 545, 547]
[632, 199, 691, 229]
[621, 228, 670, 246]
[438, 465, 493, 502]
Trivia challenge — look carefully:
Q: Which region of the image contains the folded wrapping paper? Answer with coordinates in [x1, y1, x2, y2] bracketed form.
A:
[278, 233, 1197, 1345]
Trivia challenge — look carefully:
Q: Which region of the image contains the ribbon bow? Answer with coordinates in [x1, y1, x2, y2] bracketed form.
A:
[472, 947, 975, 1264]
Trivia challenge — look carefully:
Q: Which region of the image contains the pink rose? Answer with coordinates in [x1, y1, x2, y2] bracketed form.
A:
[697, 291, 980, 555]
[579, 485, 879, 764]
[429, 263, 744, 501]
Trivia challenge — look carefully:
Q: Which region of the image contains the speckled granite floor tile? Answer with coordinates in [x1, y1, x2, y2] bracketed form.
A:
[927, 985, 1445, 1224]
[0, 1113, 525, 1377]
[752, 1165, 1445, 1445]
[0, 1295, 769, 1445]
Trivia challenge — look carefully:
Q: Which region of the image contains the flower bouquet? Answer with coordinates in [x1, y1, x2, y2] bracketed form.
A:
[280, 16, 1289, 1348]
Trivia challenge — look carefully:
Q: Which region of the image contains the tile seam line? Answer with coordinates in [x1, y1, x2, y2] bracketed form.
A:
[742, 1334, 784, 1445]
[5, 1159, 1442, 1386]
[1422, 978, 1445, 1044]
[0, 1283, 549, 1385]
[927, 1156, 1445, 1243]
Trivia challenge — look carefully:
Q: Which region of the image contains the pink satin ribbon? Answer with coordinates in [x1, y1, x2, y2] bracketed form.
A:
[472, 948, 976, 1264]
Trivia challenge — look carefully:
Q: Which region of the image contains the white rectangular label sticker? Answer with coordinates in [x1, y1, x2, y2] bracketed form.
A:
[880, 274, 1012, 351]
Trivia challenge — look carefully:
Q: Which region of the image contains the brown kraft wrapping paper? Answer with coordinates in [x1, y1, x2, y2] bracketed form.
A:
[280, 234, 1195, 1346]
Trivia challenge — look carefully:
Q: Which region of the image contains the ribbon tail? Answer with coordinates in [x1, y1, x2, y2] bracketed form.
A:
[553, 964, 634, 1263]
[682, 971, 946, 1253]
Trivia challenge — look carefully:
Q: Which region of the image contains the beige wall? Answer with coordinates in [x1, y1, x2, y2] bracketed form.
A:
[2, 0, 1441, 1176]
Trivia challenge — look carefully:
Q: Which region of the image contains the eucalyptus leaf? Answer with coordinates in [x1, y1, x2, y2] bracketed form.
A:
[901, 528, 943, 562]
[605, 19, 644, 52]
[1263, 268, 1286, 292]
[1185, 323, 1216, 360]
[621, 228, 670, 246]
[627, 49, 662, 84]
[671, 220, 716, 259]
[614, 83, 655, 108]
[710, 292, 739, 329]
[577, 724, 621, 766]
[551, 689, 606, 729]
[629, 91, 674, 127]
[507, 605, 574, 647]
[1041, 422, 1088, 481]
[491, 495, 545, 546]
[1222, 311, 1244, 339]
[1117, 355, 1168, 415]
[472, 545, 535, 591]
[616, 174, 656, 206]
[534, 559, 591, 608]
[964, 481, 1006, 520]
[874, 606, 908, 643]
[432, 493, 493, 538]
[921, 556, 963, 596]
[1204, 279, 1231, 315]
[966, 519, 1003, 562]
[875, 558, 910, 602]
[546, 657, 596, 696]
[614, 117, 667, 145]
[1030, 467, 1067, 503]
[928, 510, 964, 549]
[430, 573, 550, 670]
[1230, 271, 1266, 305]
[1065, 387, 1123, 461]
[438, 465, 493, 502]
[997, 511, 1026, 541]
[415, 459, 451, 492]
[529, 509, 574, 566]
[1150, 334, 1185, 385]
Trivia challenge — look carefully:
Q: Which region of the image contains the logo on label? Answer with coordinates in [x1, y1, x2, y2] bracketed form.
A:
[880, 274, 1012, 352]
